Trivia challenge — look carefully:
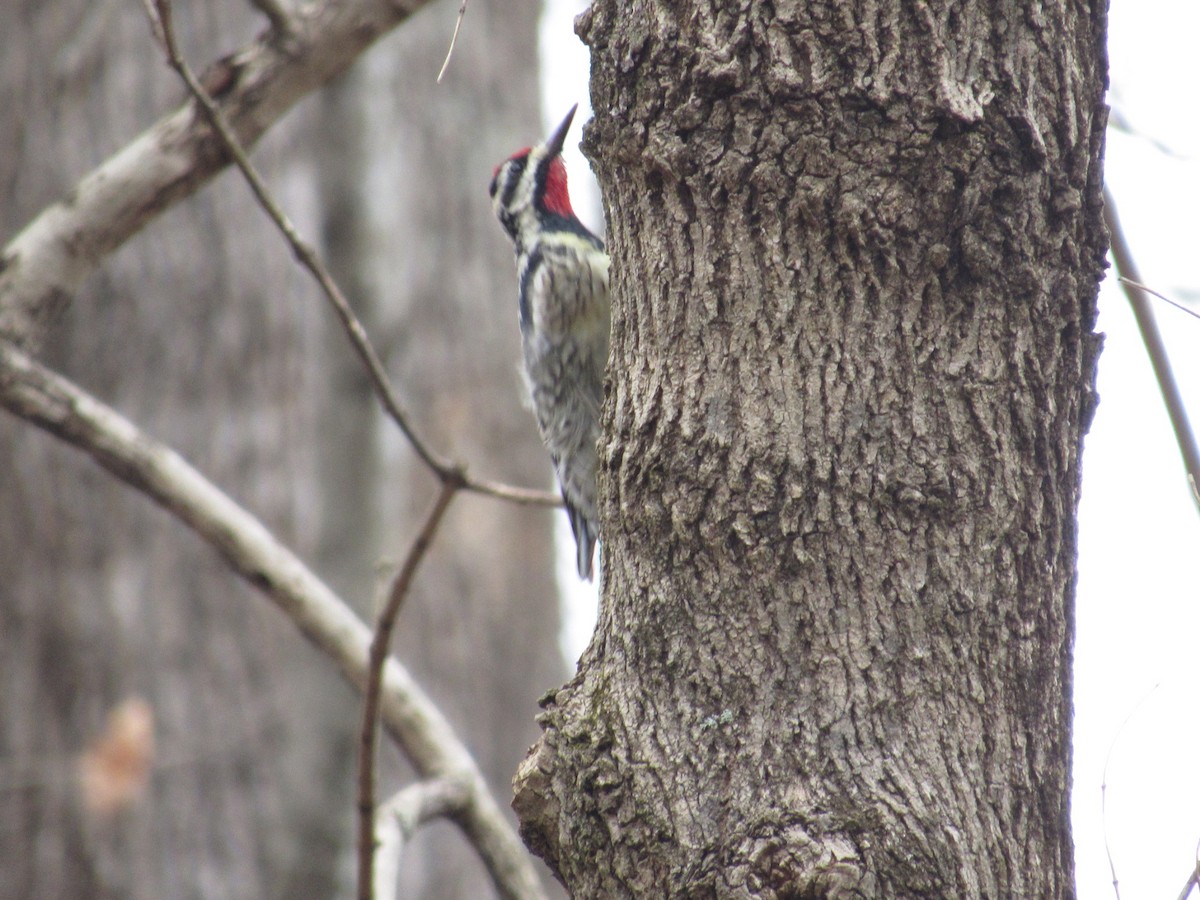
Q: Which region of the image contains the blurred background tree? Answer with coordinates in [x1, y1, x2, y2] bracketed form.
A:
[0, 1, 562, 897]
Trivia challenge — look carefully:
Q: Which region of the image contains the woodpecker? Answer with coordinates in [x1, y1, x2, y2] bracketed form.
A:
[489, 105, 610, 580]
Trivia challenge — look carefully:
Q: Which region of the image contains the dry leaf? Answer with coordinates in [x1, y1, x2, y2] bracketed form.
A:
[78, 696, 155, 817]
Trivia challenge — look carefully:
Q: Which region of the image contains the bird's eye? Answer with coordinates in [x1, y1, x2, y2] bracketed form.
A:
[489, 154, 530, 206]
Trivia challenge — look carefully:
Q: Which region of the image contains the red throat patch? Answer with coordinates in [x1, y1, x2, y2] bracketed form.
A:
[542, 157, 574, 217]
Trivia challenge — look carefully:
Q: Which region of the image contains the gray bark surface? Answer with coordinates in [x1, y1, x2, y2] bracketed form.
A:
[515, 1, 1108, 896]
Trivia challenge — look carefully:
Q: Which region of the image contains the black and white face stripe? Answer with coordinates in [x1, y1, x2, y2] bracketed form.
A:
[490, 156, 525, 240]
[490, 155, 528, 208]
[490, 150, 550, 242]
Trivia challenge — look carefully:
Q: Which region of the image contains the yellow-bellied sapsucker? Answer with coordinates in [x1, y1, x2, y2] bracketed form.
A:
[489, 105, 609, 580]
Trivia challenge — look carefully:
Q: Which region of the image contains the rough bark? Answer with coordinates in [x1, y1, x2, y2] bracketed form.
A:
[514, 0, 1108, 896]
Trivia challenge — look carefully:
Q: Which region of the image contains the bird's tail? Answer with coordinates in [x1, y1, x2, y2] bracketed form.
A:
[565, 499, 598, 581]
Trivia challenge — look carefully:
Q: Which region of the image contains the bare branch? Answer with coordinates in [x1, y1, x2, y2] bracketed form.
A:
[467, 478, 561, 506]
[358, 481, 459, 900]
[1104, 187, 1200, 512]
[0, 342, 548, 900]
[247, 0, 295, 36]
[0, 0, 432, 348]
[146, 0, 455, 477]
[140, 0, 561, 509]
[1179, 863, 1199, 900]
[372, 777, 471, 898]
[5, 3, 558, 886]
[1183, 838, 1200, 900]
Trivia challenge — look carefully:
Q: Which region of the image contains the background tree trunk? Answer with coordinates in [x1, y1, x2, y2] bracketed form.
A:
[0, 3, 338, 896]
[318, 3, 567, 896]
[515, 0, 1108, 895]
[0, 1, 560, 897]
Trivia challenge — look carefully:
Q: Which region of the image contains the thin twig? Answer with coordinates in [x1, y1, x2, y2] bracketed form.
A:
[436, 0, 469, 83]
[1117, 277, 1200, 323]
[146, 0, 450, 476]
[357, 481, 459, 900]
[1104, 186, 1200, 512]
[1100, 683, 1160, 900]
[142, 0, 560, 509]
[466, 477, 560, 506]
[373, 778, 471, 897]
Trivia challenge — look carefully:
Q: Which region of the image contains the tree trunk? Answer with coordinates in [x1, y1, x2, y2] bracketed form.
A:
[514, 1, 1108, 895]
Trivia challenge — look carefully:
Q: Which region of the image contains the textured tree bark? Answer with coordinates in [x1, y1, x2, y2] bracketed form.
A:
[514, 0, 1108, 895]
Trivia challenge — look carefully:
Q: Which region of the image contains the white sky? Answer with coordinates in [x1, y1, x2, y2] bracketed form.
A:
[540, 1, 1200, 895]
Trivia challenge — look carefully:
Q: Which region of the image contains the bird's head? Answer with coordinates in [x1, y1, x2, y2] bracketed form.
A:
[489, 105, 578, 241]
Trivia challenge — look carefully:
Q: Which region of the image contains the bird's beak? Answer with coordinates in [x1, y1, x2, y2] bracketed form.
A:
[543, 104, 579, 159]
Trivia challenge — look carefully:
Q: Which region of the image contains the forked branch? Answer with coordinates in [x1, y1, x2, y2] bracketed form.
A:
[0, 342, 547, 900]
[143, 0, 558, 506]
[357, 481, 458, 900]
